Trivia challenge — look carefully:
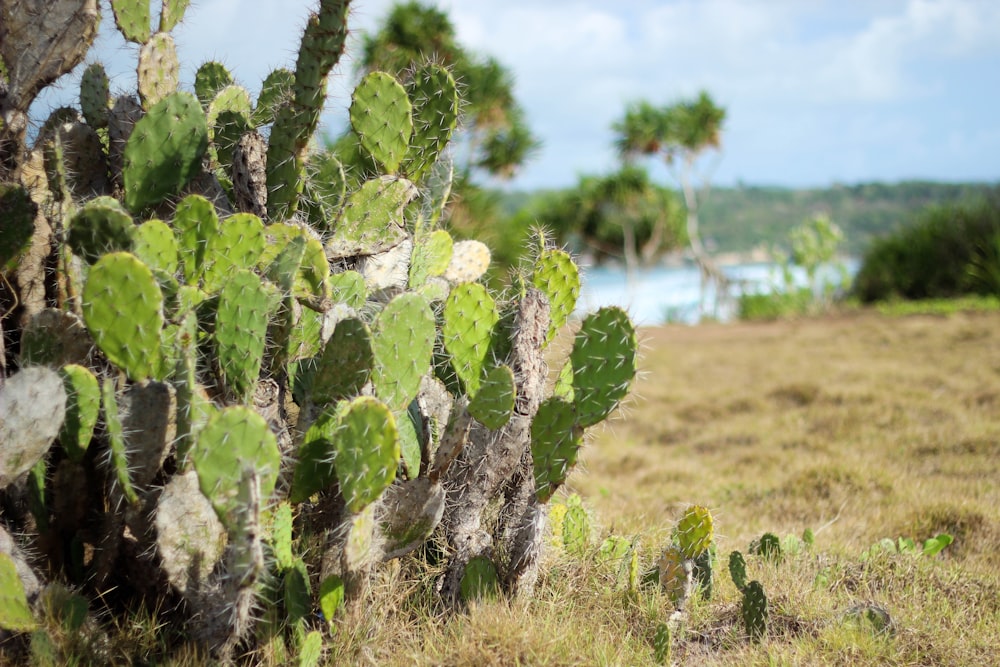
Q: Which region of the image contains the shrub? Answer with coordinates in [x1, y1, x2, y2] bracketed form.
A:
[853, 192, 1000, 303]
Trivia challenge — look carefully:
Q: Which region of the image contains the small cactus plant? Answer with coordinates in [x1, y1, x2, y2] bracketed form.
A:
[0, 0, 638, 661]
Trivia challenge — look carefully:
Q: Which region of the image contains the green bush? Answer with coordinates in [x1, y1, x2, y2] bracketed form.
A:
[738, 288, 813, 321]
[853, 192, 1000, 303]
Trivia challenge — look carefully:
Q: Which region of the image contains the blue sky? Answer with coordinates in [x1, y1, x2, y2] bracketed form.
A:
[35, 0, 1000, 191]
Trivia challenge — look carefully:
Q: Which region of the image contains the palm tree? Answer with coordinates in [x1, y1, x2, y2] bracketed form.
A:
[614, 91, 727, 317]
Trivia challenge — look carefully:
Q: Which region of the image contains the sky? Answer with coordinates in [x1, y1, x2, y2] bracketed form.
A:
[34, 0, 1000, 191]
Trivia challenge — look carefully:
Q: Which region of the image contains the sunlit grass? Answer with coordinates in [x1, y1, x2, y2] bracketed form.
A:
[7, 309, 999, 665]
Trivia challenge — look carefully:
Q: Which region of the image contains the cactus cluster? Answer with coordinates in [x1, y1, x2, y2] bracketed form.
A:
[0, 0, 638, 661]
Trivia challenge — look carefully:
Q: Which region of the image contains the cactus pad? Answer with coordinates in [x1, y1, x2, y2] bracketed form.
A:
[194, 61, 233, 107]
[191, 406, 281, 527]
[82, 252, 165, 381]
[102, 377, 139, 505]
[311, 317, 374, 405]
[0, 184, 36, 271]
[442, 282, 498, 395]
[79, 62, 110, 129]
[741, 580, 768, 642]
[159, 0, 191, 32]
[58, 364, 100, 463]
[110, 0, 151, 43]
[350, 71, 413, 174]
[530, 397, 583, 503]
[155, 470, 226, 597]
[289, 406, 339, 504]
[0, 553, 36, 632]
[460, 555, 499, 602]
[325, 176, 416, 259]
[675, 505, 714, 560]
[0, 367, 66, 486]
[138, 32, 179, 108]
[333, 396, 400, 515]
[467, 364, 516, 430]
[570, 306, 637, 428]
[215, 270, 271, 402]
[371, 292, 436, 412]
[66, 199, 136, 264]
[728, 550, 748, 592]
[123, 91, 208, 212]
[532, 248, 580, 344]
[202, 213, 265, 293]
[133, 218, 179, 275]
[403, 64, 459, 182]
[409, 229, 453, 288]
[444, 240, 491, 284]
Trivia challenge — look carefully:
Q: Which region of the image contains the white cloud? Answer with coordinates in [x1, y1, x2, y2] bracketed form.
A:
[26, 0, 1000, 188]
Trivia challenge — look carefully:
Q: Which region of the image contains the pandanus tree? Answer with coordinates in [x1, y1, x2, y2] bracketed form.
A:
[614, 91, 727, 316]
[533, 166, 683, 276]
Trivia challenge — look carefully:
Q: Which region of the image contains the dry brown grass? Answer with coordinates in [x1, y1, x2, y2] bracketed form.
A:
[11, 309, 999, 666]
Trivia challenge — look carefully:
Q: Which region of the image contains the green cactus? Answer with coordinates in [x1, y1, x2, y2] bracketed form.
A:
[0, 553, 36, 632]
[289, 406, 339, 503]
[309, 317, 374, 405]
[532, 247, 581, 344]
[253, 68, 294, 126]
[133, 218, 180, 275]
[159, 0, 191, 32]
[675, 505, 714, 560]
[298, 630, 324, 667]
[325, 176, 416, 259]
[214, 269, 271, 401]
[460, 555, 500, 603]
[122, 91, 209, 212]
[333, 396, 400, 515]
[194, 61, 234, 107]
[741, 580, 768, 642]
[570, 306, 637, 427]
[531, 397, 583, 503]
[271, 501, 295, 572]
[653, 622, 671, 665]
[82, 252, 165, 381]
[66, 198, 136, 264]
[102, 377, 139, 505]
[79, 62, 110, 129]
[0, 0, 643, 652]
[265, 0, 349, 221]
[0, 184, 36, 271]
[110, 0, 151, 43]
[203, 214, 265, 292]
[409, 229, 453, 288]
[137, 33, 180, 108]
[191, 406, 281, 527]
[403, 64, 459, 182]
[371, 292, 436, 412]
[350, 71, 413, 175]
[172, 194, 220, 286]
[562, 504, 590, 556]
[442, 282, 498, 395]
[467, 364, 516, 430]
[729, 550, 748, 592]
[318, 574, 345, 624]
[58, 364, 101, 463]
[752, 532, 784, 563]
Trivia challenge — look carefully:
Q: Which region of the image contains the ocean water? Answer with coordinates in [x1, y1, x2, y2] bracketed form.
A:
[576, 261, 857, 325]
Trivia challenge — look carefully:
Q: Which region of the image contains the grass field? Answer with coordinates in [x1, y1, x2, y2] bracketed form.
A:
[324, 308, 999, 666]
[11, 309, 1000, 666]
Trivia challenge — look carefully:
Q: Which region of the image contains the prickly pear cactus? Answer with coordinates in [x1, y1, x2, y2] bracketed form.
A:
[0, 0, 639, 660]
